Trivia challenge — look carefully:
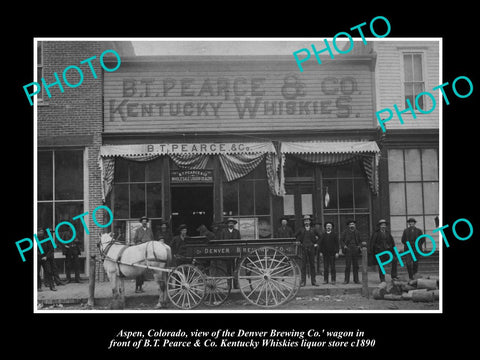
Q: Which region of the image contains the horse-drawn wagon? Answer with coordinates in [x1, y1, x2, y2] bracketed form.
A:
[97, 233, 302, 310]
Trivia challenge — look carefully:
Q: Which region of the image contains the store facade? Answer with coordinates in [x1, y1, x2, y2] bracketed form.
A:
[99, 52, 382, 245]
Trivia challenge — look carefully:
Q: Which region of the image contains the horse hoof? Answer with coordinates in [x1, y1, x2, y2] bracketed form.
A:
[155, 303, 163, 309]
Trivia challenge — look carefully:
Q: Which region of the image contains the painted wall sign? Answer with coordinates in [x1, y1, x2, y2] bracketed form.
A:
[104, 60, 375, 133]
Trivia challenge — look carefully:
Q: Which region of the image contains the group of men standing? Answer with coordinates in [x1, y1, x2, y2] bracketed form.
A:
[277, 215, 425, 287]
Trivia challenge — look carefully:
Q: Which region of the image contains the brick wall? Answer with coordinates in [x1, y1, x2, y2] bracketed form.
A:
[38, 41, 104, 277]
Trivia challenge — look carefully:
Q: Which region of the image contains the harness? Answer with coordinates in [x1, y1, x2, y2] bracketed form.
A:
[98, 237, 170, 277]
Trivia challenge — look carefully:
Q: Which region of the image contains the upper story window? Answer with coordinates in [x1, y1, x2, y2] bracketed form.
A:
[403, 52, 425, 110]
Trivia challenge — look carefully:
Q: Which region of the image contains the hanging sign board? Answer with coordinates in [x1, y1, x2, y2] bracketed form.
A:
[171, 169, 213, 183]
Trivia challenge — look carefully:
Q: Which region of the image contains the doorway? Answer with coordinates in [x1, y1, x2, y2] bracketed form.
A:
[171, 185, 214, 236]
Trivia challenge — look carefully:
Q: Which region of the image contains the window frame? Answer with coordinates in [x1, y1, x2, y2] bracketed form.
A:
[401, 50, 428, 111]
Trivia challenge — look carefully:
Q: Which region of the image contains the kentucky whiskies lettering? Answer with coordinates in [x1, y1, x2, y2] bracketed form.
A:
[107, 76, 363, 121]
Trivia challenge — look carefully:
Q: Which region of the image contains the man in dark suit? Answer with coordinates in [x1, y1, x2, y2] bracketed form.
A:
[295, 215, 320, 286]
[319, 221, 339, 285]
[62, 227, 82, 283]
[340, 219, 361, 284]
[401, 217, 424, 280]
[220, 218, 241, 240]
[133, 216, 154, 293]
[276, 216, 294, 238]
[171, 224, 190, 265]
[370, 219, 398, 282]
[37, 227, 57, 291]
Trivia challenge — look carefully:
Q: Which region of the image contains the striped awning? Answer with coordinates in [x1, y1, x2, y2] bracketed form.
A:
[280, 140, 380, 154]
[281, 140, 380, 194]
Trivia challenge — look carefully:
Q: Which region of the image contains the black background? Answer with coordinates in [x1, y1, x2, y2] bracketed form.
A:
[6, 4, 477, 355]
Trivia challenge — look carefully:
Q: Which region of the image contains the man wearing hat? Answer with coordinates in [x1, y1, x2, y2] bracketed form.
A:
[276, 216, 294, 238]
[340, 219, 361, 284]
[133, 216, 154, 293]
[220, 218, 241, 240]
[319, 222, 339, 284]
[401, 218, 424, 280]
[370, 219, 398, 282]
[171, 224, 190, 265]
[157, 220, 173, 246]
[295, 215, 320, 286]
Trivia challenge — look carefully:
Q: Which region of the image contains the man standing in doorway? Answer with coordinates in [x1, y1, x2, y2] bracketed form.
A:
[295, 215, 319, 287]
[340, 219, 361, 284]
[401, 218, 424, 280]
[133, 216, 154, 293]
[370, 219, 398, 282]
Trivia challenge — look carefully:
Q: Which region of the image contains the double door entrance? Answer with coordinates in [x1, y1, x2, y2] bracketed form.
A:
[171, 185, 213, 236]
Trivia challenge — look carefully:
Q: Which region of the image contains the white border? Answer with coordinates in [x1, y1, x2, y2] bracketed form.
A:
[33, 37, 442, 314]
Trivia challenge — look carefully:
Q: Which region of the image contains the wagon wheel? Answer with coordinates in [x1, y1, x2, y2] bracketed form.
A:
[203, 265, 231, 307]
[237, 247, 299, 308]
[286, 258, 302, 302]
[167, 264, 206, 310]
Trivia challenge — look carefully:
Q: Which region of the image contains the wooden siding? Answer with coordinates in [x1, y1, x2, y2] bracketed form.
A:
[373, 41, 440, 130]
[104, 60, 375, 133]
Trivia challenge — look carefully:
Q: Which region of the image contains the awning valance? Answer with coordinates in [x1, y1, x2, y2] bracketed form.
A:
[280, 140, 380, 154]
[280, 140, 380, 195]
[99, 142, 275, 158]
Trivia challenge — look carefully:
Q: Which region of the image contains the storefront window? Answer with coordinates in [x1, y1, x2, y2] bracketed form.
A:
[112, 158, 163, 242]
[322, 162, 371, 239]
[37, 149, 85, 274]
[222, 161, 271, 238]
[387, 148, 439, 249]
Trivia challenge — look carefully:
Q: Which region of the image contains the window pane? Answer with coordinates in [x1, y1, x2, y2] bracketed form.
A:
[114, 159, 128, 182]
[284, 156, 296, 178]
[413, 54, 423, 81]
[255, 181, 270, 215]
[38, 151, 53, 200]
[423, 182, 439, 214]
[129, 161, 146, 182]
[337, 164, 352, 178]
[405, 149, 421, 181]
[354, 178, 370, 210]
[37, 202, 53, 232]
[406, 182, 423, 215]
[55, 202, 85, 248]
[390, 216, 407, 248]
[130, 183, 146, 218]
[354, 214, 370, 243]
[388, 149, 404, 181]
[422, 149, 438, 181]
[146, 158, 162, 182]
[414, 83, 425, 109]
[297, 160, 314, 177]
[223, 182, 238, 216]
[113, 220, 127, 244]
[239, 181, 254, 215]
[323, 178, 337, 211]
[55, 150, 83, 200]
[338, 179, 353, 210]
[404, 54, 413, 81]
[322, 166, 336, 178]
[352, 161, 363, 177]
[146, 183, 162, 218]
[113, 184, 129, 219]
[253, 161, 266, 179]
[389, 183, 406, 215]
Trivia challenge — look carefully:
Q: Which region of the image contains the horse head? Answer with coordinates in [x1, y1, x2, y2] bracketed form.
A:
[97, 232, 114, 252]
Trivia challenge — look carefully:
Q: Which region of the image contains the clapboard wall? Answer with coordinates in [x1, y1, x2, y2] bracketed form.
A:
[103, 56, 377, 134]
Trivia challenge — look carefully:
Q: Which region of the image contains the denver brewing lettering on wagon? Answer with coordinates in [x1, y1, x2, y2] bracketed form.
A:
[108, 75, 362, 121]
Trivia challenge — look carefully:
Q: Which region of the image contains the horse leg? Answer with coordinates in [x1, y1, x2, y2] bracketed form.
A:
[154, 271, 167, 309]
[118, 277, 126, 309]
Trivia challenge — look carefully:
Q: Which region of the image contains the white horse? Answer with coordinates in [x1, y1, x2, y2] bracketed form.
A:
[98, 233, 172, 309]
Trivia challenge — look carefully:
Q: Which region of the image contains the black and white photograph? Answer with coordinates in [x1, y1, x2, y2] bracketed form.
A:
[6, 7, 478, 355]
[33, 38, 441, 313]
